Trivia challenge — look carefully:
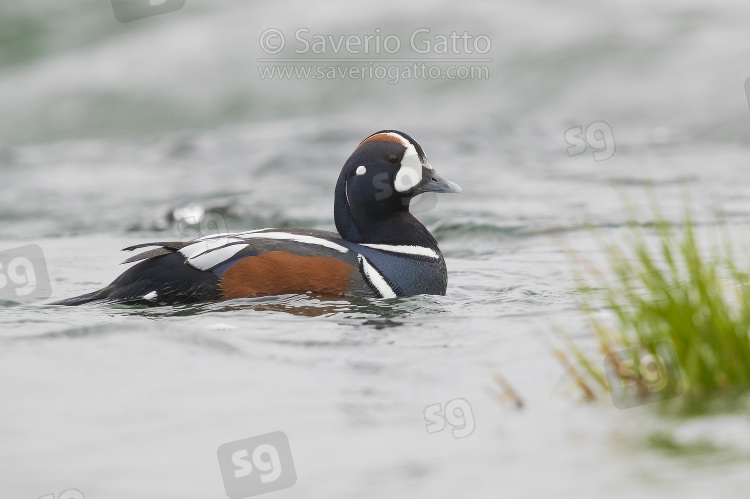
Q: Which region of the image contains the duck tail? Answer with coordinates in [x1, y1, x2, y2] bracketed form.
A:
[49, 287, 112, 306]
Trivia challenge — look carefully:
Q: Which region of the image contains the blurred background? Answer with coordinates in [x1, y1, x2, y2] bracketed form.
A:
[3, 1, 750, 498]
[2, 0, 750, 145]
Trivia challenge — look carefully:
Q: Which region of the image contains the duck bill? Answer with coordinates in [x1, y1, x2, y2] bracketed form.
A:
[412, 167, 462, 194]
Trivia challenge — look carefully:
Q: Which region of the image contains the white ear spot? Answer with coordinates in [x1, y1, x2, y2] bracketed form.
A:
[356, 165, 367, 175]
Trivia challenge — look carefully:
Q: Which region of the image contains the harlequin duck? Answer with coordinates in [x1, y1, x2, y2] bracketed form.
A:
[53, 130, 461, 306]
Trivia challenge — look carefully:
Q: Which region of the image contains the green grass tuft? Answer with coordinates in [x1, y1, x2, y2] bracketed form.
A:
[559, 193, 750, 413]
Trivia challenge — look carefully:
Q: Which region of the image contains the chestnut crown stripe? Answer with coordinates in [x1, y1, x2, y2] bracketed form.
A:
[357, 131, 428, 164]
[357, 132, 410, 149]
[357, 131, 429, 192]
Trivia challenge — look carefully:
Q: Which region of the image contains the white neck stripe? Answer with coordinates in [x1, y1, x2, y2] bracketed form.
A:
[358, 255, 397, 298]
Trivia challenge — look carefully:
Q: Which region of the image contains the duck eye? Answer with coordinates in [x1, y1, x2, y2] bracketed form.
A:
[387, 154, 400, 164]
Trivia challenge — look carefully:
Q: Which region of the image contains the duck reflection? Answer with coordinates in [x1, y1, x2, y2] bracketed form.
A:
[125, 293, 440, 326]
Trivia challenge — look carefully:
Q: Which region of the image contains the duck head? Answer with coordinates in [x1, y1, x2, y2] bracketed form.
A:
[334, 130, 461, 244]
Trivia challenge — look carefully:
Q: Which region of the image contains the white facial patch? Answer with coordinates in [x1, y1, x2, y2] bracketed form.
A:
[394, 143, 423, 192]
[356, 165, 366, 175]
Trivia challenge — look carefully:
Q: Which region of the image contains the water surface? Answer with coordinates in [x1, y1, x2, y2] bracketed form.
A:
[2, 1, 750, 498]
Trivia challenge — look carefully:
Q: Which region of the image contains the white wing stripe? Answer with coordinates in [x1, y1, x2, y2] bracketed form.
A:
[186, 244, 248, 271]
[190, 231, 349, 255]
[180, 231, 350, 270]
[198, 229, 266, 241]
[358, 255, 397, 299]
[238, 232, 349, 253]
[179, 238, 245, 259]
[361, 244, 439, 259]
